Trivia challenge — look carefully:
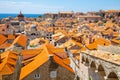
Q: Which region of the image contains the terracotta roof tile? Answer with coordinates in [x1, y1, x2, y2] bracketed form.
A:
[0, 42, 11, 49]
[59, 39, 83, 49]
[12, 34, 27, 47]
[111, 37, 120, 44]
[0, 51, 18, 75]
[22, 49, 43, 60]
[86, 38, 111, 50]
[8, 34, 16, 39]
[0, 34, 7, 45]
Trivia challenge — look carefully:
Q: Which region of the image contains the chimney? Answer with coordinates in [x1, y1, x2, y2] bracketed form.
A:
[110, 32, 113, 39]
[64, 47, 69, 57]
[89, 34, 93, 44]
[49, 54, 53, 61]
[64, 47, 68, 52]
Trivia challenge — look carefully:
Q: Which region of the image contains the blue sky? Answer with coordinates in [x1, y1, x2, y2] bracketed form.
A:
[0, 0, 120, 14]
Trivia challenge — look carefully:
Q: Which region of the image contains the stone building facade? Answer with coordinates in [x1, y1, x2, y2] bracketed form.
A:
[25, 24, 44, 40]
[21, 57, 75, 80]
[44, 13, 58, 19]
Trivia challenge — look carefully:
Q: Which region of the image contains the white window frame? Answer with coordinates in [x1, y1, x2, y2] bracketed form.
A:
[50, 71, 57, 78]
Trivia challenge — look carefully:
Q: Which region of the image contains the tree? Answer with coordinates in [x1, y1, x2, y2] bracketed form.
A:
[94, 19, 98, 23]
[38, 15, 42, 18]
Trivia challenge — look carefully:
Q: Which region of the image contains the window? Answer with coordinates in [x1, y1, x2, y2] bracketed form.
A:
[14, 43, 21, 47]
[34, 74, 40, 79]
[0, 49, 4, 53]
[50, 37, 52, 39]
[50, 71, 57, 78]
[50, 34, 52, 36]
[7, 40, 13, 44]
[31, 33, 36, 36]
[2, 29, 5, 31]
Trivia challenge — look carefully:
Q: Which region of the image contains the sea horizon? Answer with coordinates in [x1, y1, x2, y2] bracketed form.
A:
[0, 13, 44, 19]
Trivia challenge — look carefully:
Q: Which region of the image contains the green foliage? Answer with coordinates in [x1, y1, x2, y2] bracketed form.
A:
[94, 19, 98, 23]
[30, 45, 36, 47]
[89, 76, 92, 80]
[38, 15, 42, 18]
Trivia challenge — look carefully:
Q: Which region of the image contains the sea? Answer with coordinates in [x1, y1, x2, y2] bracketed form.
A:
[0, 13, 44, 19]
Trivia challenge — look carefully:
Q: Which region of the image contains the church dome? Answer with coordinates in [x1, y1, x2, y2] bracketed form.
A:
[30, 24, 37, 29]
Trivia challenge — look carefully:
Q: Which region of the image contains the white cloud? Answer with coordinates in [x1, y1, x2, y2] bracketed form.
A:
[0, 1, 64, 14]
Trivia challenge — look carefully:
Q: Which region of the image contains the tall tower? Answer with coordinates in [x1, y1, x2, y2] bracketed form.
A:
[17, 11, 24, 21]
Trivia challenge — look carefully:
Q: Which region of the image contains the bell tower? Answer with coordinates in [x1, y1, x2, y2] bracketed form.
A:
[17, 11, 24, 21]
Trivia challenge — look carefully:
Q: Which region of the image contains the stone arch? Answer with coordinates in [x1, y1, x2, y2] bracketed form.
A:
[90, 61, 96, 71]
[85, 57, 90, 66]
[82, 55, 85, 63]
[108, 72, 119, 80]
[98, 64, 106, 80]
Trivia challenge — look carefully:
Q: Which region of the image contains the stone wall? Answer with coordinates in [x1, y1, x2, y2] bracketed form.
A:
[80, 52, 120, 80]
[2, 74, 13, 80]
[98, 45, 120, 54]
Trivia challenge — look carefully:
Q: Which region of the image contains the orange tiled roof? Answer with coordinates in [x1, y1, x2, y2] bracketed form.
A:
[20, 49, 49, 80]
[86, 42, 98, 50]
[22, 49, 43, 60]
[22, 57, 34, 66]
[62, 58, 70, 65]
[0, 24, 6, 32]
[20, 43, 74, 80]
[78, 15, 101, 18]
[111, 37, 120, 44]
[53, 55, 74, 72]
[55, 30, 68, 36]
[0, 34, 7, 45]
[47, 27, 54, 32]
[106, 10, 116, 13]
[30, 38, 41, 46]
[103, 29, 113, 35]
[86, 38, 111, 50]
[7, 34, 16, 39]
[59, 39, 83, 49]
[50, 48, 68, 59]
[95, 38, 111, 46]
[80, 47, 86, 51]
[0, 42, 11, 49]
[53, 32, 67, 42]
[0, 51, 18, 75]
[12, 34, 27, 47]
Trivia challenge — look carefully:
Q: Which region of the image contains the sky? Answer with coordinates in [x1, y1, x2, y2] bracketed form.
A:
[0, 0, 120, 14]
